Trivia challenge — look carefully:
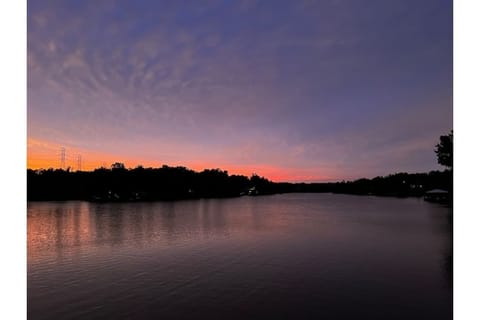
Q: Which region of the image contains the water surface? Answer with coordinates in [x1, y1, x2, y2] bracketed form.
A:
[28, 194, 452, 319]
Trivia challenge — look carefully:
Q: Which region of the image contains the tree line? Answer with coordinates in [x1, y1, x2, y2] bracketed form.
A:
[27, 165, 276, 201]
[27, 131, 452, 201]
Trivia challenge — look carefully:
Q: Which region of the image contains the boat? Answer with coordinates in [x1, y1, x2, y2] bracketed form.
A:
[423, 189, 449, 203]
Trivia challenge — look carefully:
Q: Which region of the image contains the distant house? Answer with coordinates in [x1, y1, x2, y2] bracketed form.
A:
[248, 186, 259, 196]
[424, 189, 449, 203]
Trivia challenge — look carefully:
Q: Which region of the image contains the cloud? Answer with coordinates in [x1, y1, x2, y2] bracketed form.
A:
[27, 0, 452, 180]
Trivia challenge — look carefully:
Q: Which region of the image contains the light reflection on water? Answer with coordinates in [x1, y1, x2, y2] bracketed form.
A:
[28, 194, 452, 320]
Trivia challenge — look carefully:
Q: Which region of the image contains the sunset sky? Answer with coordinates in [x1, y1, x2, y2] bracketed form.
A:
[27, 0, 452, 182]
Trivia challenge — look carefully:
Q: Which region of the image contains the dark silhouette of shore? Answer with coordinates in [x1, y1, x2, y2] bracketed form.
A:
[27, 164, 452, 203]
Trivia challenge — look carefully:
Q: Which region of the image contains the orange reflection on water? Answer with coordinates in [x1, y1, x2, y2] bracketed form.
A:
[27, 202, 93, 264]
[27, 199, 296, 266]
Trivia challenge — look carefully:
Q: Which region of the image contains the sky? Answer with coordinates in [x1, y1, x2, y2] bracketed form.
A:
[27, 0, 452, 182]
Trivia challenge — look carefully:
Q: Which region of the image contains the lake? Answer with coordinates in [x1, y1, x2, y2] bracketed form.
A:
[27, 194, 452, 319]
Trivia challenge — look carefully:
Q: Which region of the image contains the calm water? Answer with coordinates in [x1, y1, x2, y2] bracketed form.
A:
[28, 194, 452, 320]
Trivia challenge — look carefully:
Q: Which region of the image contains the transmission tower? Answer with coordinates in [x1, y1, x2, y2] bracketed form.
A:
[60, 147, 66, 169]
[77, 155, 82, 171]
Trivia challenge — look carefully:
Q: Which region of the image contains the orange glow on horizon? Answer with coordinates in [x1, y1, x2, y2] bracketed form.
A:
[27, 137, 335, 182]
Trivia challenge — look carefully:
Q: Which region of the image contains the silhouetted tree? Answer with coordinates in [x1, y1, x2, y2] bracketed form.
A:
[435, 130, 453, 169]
[111, 162, 126, 170]
[27, 162, 454, 201]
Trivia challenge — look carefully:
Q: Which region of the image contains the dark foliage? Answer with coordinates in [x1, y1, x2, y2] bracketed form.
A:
[28, 164, 453, 202]
[28, 165, 259, 201]
[435, 130, 453, 169]
[263, 170, 452, 197]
